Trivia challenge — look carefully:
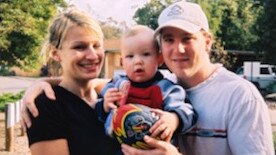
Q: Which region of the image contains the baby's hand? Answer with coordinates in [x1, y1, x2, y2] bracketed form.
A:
[149, 109, 179, 142]
[103, 88, 122, 113]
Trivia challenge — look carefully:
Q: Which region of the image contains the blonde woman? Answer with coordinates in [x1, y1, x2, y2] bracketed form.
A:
[26, 9, 120, 155]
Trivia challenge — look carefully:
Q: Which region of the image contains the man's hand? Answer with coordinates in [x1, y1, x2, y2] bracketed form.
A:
[121, 135, 182, 155]
[149, 109, 179, 142]
[20, 81, 55, 130]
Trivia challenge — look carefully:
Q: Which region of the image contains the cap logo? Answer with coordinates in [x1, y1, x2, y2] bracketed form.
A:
[167, 4, 183, 17]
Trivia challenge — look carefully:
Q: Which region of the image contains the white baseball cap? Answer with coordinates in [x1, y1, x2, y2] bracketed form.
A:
[154, 1, 209, 37]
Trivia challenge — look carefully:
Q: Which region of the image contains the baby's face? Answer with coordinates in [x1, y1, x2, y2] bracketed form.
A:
[120, 34, 161, 83]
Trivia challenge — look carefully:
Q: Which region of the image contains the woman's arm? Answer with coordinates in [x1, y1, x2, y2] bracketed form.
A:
[30, 139, 69, 155]
[21, 78, 110, 130]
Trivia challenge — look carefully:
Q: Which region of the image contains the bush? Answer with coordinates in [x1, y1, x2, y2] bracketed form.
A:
[274, 132, 276, 154]
[0, 91, 24, 112]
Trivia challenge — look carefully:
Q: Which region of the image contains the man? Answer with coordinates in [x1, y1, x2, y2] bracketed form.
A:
[122, 1, 274, 155]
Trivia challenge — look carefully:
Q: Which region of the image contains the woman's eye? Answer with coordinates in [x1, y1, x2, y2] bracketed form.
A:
[73, 44, 87, 50]
[94, 43, 101, 49]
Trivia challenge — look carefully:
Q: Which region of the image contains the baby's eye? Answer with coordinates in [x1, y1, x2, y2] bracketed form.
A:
[143, 52, 151, 56]
[125, 54, 133, 58]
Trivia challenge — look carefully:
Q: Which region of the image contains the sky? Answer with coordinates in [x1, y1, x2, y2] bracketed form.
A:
[67, 0, 149, 26]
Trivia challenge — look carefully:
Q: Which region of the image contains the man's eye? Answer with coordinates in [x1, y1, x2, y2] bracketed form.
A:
[182, 36, 194, 42]
[163, 38, 174, 43]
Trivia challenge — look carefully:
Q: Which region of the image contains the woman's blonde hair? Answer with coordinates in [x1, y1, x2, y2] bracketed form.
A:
[41, 8, 104, 76]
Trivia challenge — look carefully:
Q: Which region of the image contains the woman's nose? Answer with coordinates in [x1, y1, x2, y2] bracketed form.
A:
[86, 47, 98, 59]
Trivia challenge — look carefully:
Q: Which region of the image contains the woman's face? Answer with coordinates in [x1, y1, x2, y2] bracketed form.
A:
[56, 25, 104, 82]
[160, 27, 211, 82]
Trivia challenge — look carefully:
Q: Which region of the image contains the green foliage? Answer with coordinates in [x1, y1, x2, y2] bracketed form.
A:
[100, 22, 122, 39]
[273, 132, 276, 153]
[0, 0, 66, 70]
[0, 91, 24, 112]
[216, 0, 262, 51]
[134, 0, 173, 30]
[257, 0, 276, 65]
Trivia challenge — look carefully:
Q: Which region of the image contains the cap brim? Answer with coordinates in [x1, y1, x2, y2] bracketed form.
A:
[154, 19, 201, 38]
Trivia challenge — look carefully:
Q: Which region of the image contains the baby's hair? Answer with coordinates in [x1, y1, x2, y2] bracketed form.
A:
[121, 25, 159, 53]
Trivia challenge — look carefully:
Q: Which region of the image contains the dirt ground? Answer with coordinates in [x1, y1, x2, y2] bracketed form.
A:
[0, 100, 275, 155]
[0, 112, 30, 155]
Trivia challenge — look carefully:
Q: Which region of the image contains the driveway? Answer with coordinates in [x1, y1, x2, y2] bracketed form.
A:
[0, 76, 39, 95]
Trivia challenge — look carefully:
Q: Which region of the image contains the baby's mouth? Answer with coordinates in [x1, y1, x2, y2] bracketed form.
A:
[135, 68, 144, 73]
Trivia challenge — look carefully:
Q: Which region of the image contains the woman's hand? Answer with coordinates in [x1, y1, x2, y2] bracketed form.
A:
[121, 135, 182, 155]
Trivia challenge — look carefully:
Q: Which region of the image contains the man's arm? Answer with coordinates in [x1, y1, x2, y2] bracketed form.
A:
[121, 135, 182, 155]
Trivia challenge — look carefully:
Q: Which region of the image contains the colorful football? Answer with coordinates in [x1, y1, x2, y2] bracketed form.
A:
[111, 104, 159, 149]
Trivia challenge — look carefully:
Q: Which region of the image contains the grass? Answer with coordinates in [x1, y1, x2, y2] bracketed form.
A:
[0, 91, 24, 112]
[274, 132, 276, 153]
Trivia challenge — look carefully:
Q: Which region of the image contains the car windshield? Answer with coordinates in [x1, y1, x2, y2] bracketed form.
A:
[236, 67, 244, 75]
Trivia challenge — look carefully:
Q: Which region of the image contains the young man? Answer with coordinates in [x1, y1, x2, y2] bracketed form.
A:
[96, 25, 195, 143]
[121, 1, 274, 155]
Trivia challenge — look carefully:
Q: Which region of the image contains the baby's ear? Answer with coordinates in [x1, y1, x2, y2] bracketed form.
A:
[157, 53, 164, 67]
[120, 57, 123, 67]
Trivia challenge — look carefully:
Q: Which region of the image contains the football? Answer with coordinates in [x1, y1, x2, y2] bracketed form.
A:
[111, 104, 159, 149]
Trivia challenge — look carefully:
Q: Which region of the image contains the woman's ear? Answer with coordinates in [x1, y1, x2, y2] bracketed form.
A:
[51, 47, 61, 62]
[157, 53, 164, 67]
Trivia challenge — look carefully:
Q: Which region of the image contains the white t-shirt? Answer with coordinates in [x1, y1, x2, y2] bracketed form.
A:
[178, 65, 274, 155]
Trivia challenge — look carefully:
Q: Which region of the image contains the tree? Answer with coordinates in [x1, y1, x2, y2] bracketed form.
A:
[0, 0, 66, 70]
[257, 0, 276, 65]
[100, 18, 123, 39]
[216, 0, 262, 51]
[134, 0, 174, 30]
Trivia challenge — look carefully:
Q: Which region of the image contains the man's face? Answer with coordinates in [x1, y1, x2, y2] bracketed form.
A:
[160, 27, 211, 83]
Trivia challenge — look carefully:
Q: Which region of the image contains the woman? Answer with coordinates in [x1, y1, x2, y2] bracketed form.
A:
[26, 8, 120, 155]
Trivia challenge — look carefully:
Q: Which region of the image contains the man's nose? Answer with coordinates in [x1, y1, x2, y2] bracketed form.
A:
[178, 43, 185, 53]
